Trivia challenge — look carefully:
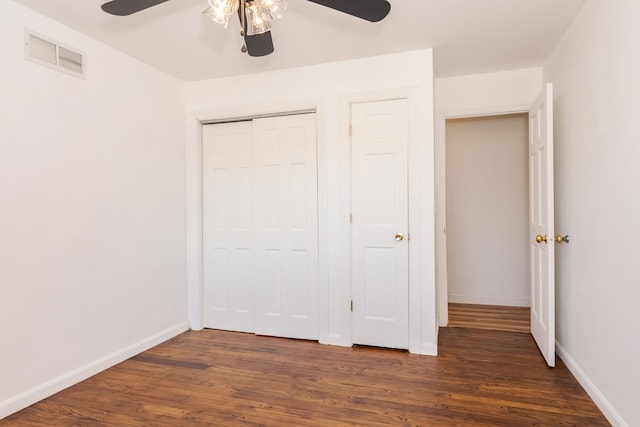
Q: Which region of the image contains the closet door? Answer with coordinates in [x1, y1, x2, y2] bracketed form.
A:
[253, 114, 319, 340]
[202, 121, 254, 333]
[351, 99, 409, 349]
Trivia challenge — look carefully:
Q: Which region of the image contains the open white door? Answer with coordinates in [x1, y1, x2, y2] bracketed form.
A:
[529, 83, 555, 367]
[351, 99, 409, 350]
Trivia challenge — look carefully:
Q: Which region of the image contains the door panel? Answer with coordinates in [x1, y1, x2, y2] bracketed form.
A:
[202, 121, 254, 333]
[351, 99, 409, 349]
[253, 113, 318, 340]
[529, 83, 555, 367]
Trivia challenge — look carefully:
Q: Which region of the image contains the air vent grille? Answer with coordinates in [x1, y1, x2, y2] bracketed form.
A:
[58, 46, 84, 75]
[28, 34, 57, 65]
[25, 30, 86, 79]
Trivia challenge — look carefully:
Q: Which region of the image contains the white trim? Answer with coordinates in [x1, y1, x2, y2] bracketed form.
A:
[420, 342, 438, 356]
[435, 104, 530, 328]
[316, 104, 330, 347]
[186, 112, 204, 330]
[556, 341, 629, 427]
[0, 322, 188, 420]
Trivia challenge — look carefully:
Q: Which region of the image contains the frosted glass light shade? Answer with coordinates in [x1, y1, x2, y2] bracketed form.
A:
[259, 0, 287, 22]
[204, 0, 239, 29]
[245, 2, 271, 35]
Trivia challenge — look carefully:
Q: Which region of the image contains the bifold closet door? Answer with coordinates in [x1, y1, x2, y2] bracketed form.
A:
[253, 114, 319, 340]
[202, 121, 255, 333]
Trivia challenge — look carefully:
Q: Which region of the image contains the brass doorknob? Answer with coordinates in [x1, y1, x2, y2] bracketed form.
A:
[535, 234, 548, 244]
[554, 234, 570, 244]
[395, 233, 404, 241]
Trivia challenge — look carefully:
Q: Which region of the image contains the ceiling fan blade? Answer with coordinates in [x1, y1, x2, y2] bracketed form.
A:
[245, 32, 275, 57]
[307, 0, 391, 22]
[101, 0, 171, 16]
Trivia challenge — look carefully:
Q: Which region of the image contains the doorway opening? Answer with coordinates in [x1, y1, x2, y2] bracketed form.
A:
[444, 113, 530, 333]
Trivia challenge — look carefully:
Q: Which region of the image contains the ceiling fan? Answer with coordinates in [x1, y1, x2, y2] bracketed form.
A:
[100, 0, 392, 57]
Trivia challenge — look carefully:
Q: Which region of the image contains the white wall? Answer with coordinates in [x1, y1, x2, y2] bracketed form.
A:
[434, 68, 543, 324]
[435, 68, 543, 114]
[185, 49, 436, 355]
[446, 115, 529, 306]
[0, 1, 188, 418]
[544, 1, 640, 426]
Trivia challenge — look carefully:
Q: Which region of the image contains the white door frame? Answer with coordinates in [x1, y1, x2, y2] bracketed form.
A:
[340, 87, 432, 355]
[435, 105, 530, 327]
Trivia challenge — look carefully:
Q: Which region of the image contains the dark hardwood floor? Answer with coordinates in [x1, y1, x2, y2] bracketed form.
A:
[4, 328, 609, 426]
[448, 303, 531, 333]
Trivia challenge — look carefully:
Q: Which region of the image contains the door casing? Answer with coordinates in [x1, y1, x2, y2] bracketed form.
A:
[340, 88, 432, 355]
[444, 114, 530, 307]
[435, 105, 531, 327]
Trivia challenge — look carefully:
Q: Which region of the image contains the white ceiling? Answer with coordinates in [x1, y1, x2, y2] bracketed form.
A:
[13, 0, 584, 82]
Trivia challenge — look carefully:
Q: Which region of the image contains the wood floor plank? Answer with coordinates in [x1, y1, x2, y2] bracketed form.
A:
[3, 328, 609, 426]
[448, 303, 531, 333]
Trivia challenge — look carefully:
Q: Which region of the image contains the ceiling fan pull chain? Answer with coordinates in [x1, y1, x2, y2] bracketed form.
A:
[240, 0, 246, 36]
[240, 0, 247, 52]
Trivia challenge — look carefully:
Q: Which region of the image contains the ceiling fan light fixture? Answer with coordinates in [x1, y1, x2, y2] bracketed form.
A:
[259, 0, 287, 22]
[204, 0, 239, 29]
[245, 2, 271, 35]
[100, 0, 391, 57]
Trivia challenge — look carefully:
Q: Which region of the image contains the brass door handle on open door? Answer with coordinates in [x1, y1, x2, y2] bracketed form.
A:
[395, 233, 404, 241]
[535, 234, 548, 244]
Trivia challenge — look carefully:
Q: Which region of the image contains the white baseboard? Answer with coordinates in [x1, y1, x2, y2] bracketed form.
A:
[419, 342, 438, 356]
[448, 294, 530, 307]
[0, 322, 189, 420]
[556, 341, 628, 427]
[319, 335, 352, 348]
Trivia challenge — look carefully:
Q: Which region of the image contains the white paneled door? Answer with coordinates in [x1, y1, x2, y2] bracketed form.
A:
[529, 83, 555, 367]
[202, 113, 318, 340]
[253, 114, 319, 340]
[202, 121, 255, 333]
[351, 99, 409, 349]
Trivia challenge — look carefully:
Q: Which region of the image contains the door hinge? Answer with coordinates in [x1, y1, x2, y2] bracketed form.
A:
[350, 300, 353, 312]
[349, 124, 352, 136]
[349, 212, 353, 224]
